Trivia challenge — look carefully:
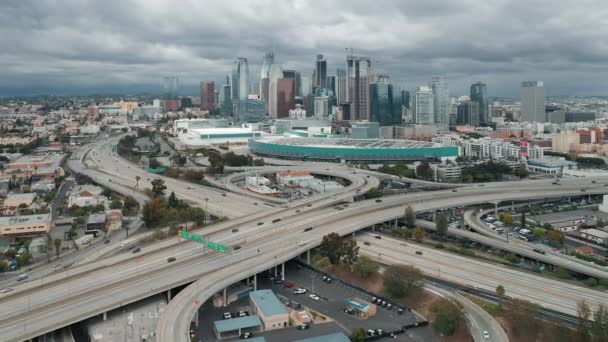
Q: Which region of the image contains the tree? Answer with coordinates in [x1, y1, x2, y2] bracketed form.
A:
[54, 238, 62, 258]
[350, 328, 367, 342]
[499, 212, 513, 224]
[413, 227, 426, 243]
[45, 234, 53, 262]
[151, 178, 167, 198]
[496, 285, 506, 307]
[135, 175, 141, 189]
[404, 206, 416, 227]
[591, 304, 608, 341]
[517, 167, 529, 178]
[430, 298, 463, 336]
[547, 230, 565, 247]
[577, 300, 591, 342]
[416, 162, 434, 180]
[318, 233, 343, 264]
[101, 188, 112, 198]
[364, 187, 383, 199]
[353, 256, 378, 278]
[142, 197, 164, 227]
[122, 196, 138, 215]
[167, 191, 179, 208]
[383, 265, 423, 298]
[110, 198, 122, 209]
[503, 298, 540, 338]
[435, 212, 448, 236]
[340, 238, 359, 267]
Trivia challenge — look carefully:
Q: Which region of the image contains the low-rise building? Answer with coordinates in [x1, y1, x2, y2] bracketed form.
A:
[86, 213, 106, 236]
[249, 289, 289, 331]
[4, 153, 66, 180]
[0, 214, 52, 236]
[3, 193, 37, 207]
[527, 157, 577, 175]
[105, 209, 123, 232]
[68, 185, 105, 208]
[432, 163, 462, 183]
[579, 228, 608, 245]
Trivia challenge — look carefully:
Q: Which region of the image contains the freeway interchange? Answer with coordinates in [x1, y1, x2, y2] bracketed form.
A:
[2, 138, 608, 341]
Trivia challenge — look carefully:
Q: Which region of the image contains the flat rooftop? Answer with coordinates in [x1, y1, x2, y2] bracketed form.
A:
[0, 214, 50, 226]
[253, 137, 445, 149]
[213, 315, 262, 333]
[249, 289, 288, 316]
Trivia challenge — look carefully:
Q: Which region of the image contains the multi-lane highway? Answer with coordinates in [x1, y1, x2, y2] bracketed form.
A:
[356, 233, 608, 316]
[4, 137, 608, 341]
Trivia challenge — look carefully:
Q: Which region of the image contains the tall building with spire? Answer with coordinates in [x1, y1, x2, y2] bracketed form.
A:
[260, 52, 274, 100]
[231, 57, 250, 101]
[346, 55, 372, 120]
[268, 64, 284, 119]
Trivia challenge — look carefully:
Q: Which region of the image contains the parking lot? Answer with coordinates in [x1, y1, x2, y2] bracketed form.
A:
[193, 262, 436, 341]
[261, 262, 435, 341]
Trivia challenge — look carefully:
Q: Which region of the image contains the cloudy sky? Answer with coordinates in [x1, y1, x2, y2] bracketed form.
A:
[2, 0, 608, 97]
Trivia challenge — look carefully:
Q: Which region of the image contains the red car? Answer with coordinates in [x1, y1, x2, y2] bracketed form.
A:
[284, 282, 295, 288]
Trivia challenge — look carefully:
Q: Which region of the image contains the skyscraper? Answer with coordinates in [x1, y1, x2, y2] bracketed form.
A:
[521, 81, 546, 123]
[456, 101, 480, 126]
[231, 57, 250, 101]
[315, 54, 327, 90]
[277, 78, 295, 118]
[431, 77, 449, 124]
[336, 68, 347, 104]
[300, 76, 312, 97]
[470, 82, 488, 124]
[268, 64, 284, 118]
[327, 76, 336, 96]
[347, 55, 372, 120]
[282, 70, 301, 97]
[200, 81, 215, 111]
[314, 96, 329, 118]
[370, 75, 399, 126]
[260, 52, 274, 98]
[413, 86, 434, 124]
[220, 76, 232, 116]
[163, 76, 179, 100]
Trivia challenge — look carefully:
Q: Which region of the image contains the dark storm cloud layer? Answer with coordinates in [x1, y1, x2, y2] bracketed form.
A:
[1, 0, 608, 96]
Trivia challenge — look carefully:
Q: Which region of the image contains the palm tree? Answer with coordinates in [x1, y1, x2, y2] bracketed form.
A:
[496, 285, 505, 307]
[135, 175, 141, 189]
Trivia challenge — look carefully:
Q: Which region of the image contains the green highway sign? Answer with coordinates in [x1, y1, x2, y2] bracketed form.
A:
[179, 231, 205, 243]
[207, 241, 228, 252]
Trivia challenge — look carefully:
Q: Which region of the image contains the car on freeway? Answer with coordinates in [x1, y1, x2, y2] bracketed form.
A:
[1, 288, 13, 293]
[309, 294, 320, 300]
[298, 241, 307, 246]
[233, 245, 242, 250]
[167, 257, 176, 263]
[232, 228, 239, 233]
[132, 247, 141, 253]
[17, 274, 28, 281]
[257, 222, 264, 226]
[483, 331, 490, 339]
[415, 251, 423, 255]
[294, 288, 307, 295]
[363, 241, 371, 246]
[375, 199, 382, 203]
[375, 235, 382, 239]
[53, 264, 61, 268]
[104, 239, 110, 244]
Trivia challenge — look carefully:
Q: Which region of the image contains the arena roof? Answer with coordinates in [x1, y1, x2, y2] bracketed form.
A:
[248, 137, 460, 162]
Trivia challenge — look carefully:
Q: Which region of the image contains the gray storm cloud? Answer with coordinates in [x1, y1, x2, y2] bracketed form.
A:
[1, 0, 608, 96]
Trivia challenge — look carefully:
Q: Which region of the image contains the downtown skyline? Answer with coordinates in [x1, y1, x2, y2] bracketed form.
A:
[2, 0, 608, 97]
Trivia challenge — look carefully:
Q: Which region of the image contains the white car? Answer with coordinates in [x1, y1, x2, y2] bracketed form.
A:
[293, 288, 307, 295]
[1, 288, 13, 293]
[483, 331, 490, 339]
[309, 294, 320, 300]
[298, 241, 307, 246]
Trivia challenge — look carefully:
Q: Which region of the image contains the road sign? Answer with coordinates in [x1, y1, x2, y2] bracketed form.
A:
[207, 241, 228, 252]
[179, 231, 205, 243]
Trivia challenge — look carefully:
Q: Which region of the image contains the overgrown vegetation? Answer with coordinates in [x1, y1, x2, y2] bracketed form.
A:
[377, 164, 416, 178]
[142, 179, 206, 228]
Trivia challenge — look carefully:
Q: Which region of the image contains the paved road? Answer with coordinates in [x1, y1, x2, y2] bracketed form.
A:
[156, 184, 608, 342]
[356, 233, 608, 317]
[426, 284, 508, 342]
